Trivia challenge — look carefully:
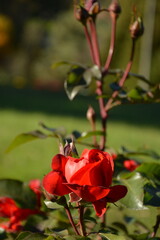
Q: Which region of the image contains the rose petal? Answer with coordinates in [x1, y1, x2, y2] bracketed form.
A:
[106, 185, 128, 202]
[51, 154, 67, 173]
[42, 171, 71, 196]
[65, 183, 111, 202]
[92, 198, 107, 217]
[69, 158, 113, 187]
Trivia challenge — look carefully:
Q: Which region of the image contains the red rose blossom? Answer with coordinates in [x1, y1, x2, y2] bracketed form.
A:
[43, 149, 127, 217]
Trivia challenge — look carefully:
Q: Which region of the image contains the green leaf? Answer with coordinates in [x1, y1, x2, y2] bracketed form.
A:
[51, 61, 72, 69]
[119, 172, 147, 209]
[0, 179, 37, 208]
[6, 130, 48, 153]
[138, 163, 160, 207]
[99, 233, 126, 240]
[15, 232, 51, 240]
[137, 163, 160, 184]
[127, 88, 146, 100]
[44, 200, 63, 209]
[129, 233, 150, 240]
[76, 130, 104, 141]
[64, 65, 101, 100]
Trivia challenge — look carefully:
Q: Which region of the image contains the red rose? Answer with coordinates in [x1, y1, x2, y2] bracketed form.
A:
[43, 149, 127, 217]
[123, 159, 140, 171]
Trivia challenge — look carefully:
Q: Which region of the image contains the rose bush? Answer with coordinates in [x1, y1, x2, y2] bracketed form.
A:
[43, 149, 127, 216]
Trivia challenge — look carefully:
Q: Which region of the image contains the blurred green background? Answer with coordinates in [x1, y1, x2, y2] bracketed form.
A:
[0, 0, 160, 181]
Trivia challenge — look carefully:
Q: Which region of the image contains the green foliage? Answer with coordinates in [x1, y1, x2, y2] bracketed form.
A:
[0, 179, 37, 208]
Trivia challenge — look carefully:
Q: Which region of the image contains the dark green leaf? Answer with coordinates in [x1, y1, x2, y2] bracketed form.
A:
[6, 130, 48, 153]
[119, 172, 147, 209]
[110, 82, 121, 91]
[0, 179, 37, 208]
[144, 183, 160, 207]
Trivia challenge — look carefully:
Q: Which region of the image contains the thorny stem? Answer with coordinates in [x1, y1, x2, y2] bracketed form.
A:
[78, 203, 86, 236]
[103, 14, 117, 73]
[105, 39, 136, 111]
[65, 204, 80, 235]
[88, 18, 101, 67]
[84, 24, 96, 64]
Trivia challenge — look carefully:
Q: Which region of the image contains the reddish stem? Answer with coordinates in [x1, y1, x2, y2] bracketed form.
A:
[78, 203, 86, 236]
[88, 18, 101, 67]
[103, 14, 117, 73]
[105, 39, 136, 111]
[65, 205, 80, 235]
[84, 25, 96, 64]
[96, 80, 107, 150]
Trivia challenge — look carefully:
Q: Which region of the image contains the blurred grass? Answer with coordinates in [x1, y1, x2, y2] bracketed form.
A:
[0, 87, 160, 181]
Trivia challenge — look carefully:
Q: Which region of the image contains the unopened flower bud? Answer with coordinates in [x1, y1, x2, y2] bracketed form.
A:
[74, 5, 89, 25]
[88, 1, 100, 15]
[129, 17, 144, 39]
[64, 140, 78, 157]
[86, 105, 96, 124]
[108, 0, 121, 16]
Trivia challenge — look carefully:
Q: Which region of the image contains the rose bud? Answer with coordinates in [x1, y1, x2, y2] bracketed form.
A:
[88, 1, 100, 15]
[129, 17, 144, 39]
[108, 0, 121, 17]
[86, 105, 96, 124]
[74, 5, 89, 25]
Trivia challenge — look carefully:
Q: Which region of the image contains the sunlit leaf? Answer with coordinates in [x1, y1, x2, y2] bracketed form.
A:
[76, 130, 104, 141]
[5, 130, 48, 153]
[137, 162, 160, 184]
[99, 233, 126, 240]
[129, 233, 150, 240]
[15, 232, 54, 240]
[44, 200, 63, 209]
[119, 172, 147, 209]
[64, 65, 101, 100]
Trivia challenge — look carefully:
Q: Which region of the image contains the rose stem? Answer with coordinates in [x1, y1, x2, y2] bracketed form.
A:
[103, 13, 117, 74]
[151, 214, 160, 237]
[88, 17, 101, 67]
[65, 204, 80, 235]
[78, 203, 86, 236]
[84, 24, 96, 64]
[105, 38, 136, 111]
[96, 79, 107, 151]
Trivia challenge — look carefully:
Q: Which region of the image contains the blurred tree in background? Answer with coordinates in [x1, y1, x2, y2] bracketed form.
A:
[0, 0, 159, 90]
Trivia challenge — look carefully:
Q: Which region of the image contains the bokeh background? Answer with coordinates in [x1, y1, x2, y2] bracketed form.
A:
[0, 0, 160, 181]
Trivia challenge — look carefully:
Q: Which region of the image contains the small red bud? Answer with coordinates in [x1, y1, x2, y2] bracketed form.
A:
[129, 17, 144, 39]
